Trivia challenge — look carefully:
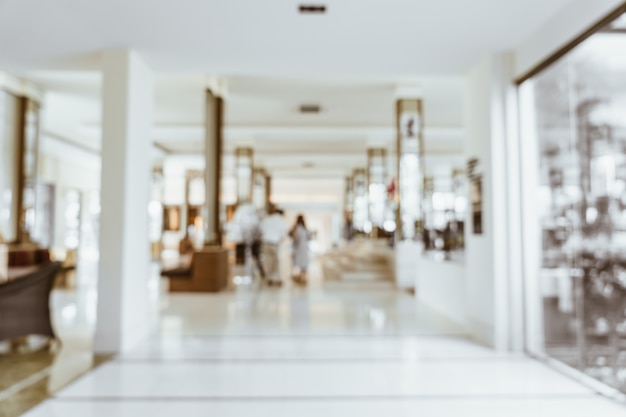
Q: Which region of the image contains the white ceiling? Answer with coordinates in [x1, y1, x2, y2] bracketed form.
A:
[12, 0, 577, 206]
[36, 73, 465, 159]
[0, 0, 573, 76]
[37, 72, 465, 208]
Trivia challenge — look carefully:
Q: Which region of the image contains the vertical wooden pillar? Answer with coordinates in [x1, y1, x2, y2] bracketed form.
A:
[265, 173, 272, 212]
[204, 91, 224, 246]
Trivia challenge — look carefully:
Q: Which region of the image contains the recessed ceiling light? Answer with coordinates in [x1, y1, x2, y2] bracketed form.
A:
[299, 104, 321, 114]
[299, 4, 326, 14]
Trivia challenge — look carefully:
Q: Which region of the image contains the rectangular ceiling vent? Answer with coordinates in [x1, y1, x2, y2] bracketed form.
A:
[299, 104, 321, 114]
[299, 4, 326, 14]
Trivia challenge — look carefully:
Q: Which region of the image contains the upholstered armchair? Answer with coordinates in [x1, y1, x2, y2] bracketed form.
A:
[0, 262, 61, 343]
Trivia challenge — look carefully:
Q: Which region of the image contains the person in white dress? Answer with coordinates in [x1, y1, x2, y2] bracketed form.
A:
[290, 214, 310, 285]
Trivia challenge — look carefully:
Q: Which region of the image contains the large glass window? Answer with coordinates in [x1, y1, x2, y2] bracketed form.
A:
[521, 14, 626, 393]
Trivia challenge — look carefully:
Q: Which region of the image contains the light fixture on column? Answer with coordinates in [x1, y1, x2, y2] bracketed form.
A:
[265, 172, 272, 212]
[352, 168, 368, 232]
[299, 104, 321, 114]
[16, 97, 41, 245]
[235, 147, 254, 205]
[252, 167, 268, 211]
[396, 99, 425, 241]
[344, 175, 354, 218]
[184, 170, 205, 251]
[367, 148, 388, 237]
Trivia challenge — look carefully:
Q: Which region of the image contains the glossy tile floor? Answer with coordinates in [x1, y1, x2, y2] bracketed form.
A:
[19, 262, 626, 416]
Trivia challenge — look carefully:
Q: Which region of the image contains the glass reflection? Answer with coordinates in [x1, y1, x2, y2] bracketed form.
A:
[0, 92, 19, 242]
[523, 15, 626, 392]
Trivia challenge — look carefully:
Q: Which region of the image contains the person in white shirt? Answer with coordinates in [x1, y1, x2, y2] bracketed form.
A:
[259, 207, 288, 286]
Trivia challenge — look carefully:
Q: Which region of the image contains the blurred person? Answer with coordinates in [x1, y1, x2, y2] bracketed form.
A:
[289, 214, 310, 285]
[251, 222, 265, 279]
[259, 206, 287, 286]
[229, 203, 263, 277]
[343, 212, 355, 242]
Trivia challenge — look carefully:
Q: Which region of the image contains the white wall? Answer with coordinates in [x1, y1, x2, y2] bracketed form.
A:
[0, 72, 44, 101]
[464, 57, 497, 346]
[39, 135, 101, 189]
[463, 53, 522, 350]
[414, 57, 511, 343]
[412, 57, 499, 344]
[515, 0, 623, 79]
[38, 134, 101, 250]
[416, 258, 466, 327]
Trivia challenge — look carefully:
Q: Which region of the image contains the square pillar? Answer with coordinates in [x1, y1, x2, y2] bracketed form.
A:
[95, 50, 155, 353]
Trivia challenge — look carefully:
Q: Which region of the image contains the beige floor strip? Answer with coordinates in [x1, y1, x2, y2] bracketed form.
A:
[0, 365, 53, 403]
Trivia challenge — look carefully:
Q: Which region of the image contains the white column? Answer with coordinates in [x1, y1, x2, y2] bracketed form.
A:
[95, 50, 155, 353]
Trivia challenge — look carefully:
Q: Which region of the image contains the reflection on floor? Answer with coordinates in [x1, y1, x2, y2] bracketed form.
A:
[0, 259, 106, 417]
[5, 260, 626, 416]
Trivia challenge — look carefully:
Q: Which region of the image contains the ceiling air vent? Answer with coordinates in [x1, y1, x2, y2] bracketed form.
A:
[299, 104, 321, 114]
[299, 4, 326, 14]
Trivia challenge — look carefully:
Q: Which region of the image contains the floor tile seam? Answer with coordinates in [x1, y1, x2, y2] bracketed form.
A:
[50, 393, 602, 402]
[527, 353, 626, 403]
[109, 356, 531, 364]
[151, 333, 471, 339]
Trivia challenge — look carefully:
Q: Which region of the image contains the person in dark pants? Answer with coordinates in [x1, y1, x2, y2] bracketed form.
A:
[231, 203, 264, 279]
[251, 227, 265, 279]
